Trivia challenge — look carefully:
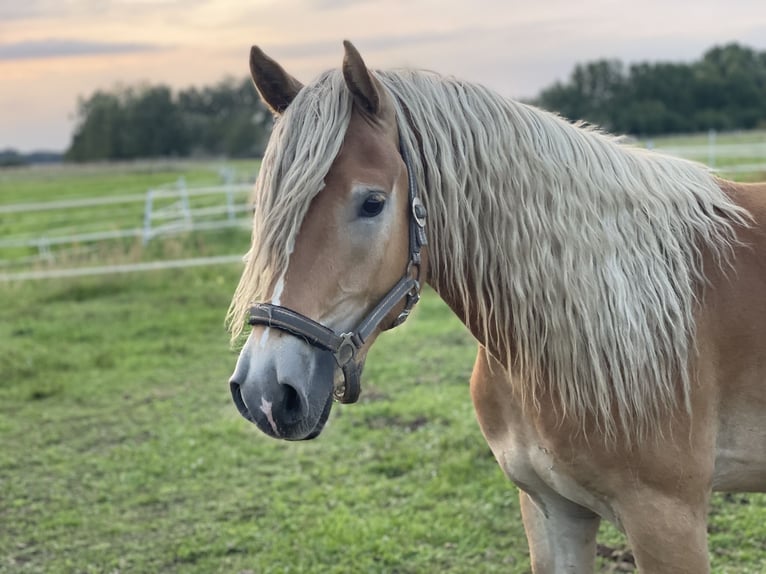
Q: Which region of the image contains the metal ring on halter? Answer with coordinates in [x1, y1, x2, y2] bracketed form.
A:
[335, 333, 358, 367]
[336, 362, 361, 403]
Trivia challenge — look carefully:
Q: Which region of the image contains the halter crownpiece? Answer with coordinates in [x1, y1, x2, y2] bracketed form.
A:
[248, 126, 427, 404]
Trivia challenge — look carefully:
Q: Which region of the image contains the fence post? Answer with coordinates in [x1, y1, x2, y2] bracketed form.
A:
[224, 171, 236, 222]
[708, 129, 717, 168]
[38, 237, 52, 261]
[178, 177, 191, 227]
[143, 190, 154, 244]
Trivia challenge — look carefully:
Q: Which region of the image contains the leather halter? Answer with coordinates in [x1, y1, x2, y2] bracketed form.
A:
[248, 129, 427, 404]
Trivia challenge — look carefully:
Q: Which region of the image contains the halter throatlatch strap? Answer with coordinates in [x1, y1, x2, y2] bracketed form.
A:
[248, 126, 426, 404]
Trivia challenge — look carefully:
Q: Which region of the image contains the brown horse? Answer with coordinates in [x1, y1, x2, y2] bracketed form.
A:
[227, 41, 766, 572]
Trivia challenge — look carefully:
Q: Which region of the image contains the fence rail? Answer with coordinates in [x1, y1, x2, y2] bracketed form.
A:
[0, 179, 253, 262]
[0, 193, 149, 215]
[649, 130, 766, 173]
[0, 255, 244, 282]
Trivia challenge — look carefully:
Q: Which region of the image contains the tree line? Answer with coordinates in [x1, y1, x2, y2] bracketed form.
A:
[65, 78, 272, 161]
[536, 43, 766, 135]
[62, 42, 766, 161]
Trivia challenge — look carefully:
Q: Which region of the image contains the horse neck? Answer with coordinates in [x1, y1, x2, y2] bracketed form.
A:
[402, 84, 540, 365]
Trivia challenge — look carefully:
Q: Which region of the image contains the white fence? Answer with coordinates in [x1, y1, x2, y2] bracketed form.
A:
[0, 255, 244, 282]
[0, 179, 252, 265]
[648, 130, 766, 174]
[0, 177, 254, 279]
[141, 178, 252, 244]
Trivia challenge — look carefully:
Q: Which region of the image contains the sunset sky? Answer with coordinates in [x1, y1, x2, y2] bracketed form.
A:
[2, 0, 766, 152]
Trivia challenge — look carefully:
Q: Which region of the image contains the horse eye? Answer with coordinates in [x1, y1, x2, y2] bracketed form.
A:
[359, 194, 386, 218]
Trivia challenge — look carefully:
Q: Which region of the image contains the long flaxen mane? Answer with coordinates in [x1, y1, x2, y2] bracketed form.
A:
[228, 67, 749, 440]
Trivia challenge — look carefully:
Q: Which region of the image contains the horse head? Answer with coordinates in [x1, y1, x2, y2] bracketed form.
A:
[228, 42, 425, 440]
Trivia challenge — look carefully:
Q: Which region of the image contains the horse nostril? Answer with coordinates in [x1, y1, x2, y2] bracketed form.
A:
[281, 383, 302, 415]
[230, 377, 306, 426]
[229, 380, 253, 422]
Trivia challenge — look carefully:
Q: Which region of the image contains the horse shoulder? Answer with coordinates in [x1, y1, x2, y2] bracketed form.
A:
[704, 178, 766, 492]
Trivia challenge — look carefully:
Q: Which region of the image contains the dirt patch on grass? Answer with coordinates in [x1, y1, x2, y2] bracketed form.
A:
[597, 543, 636, 572]
[363, 414, 430, 432]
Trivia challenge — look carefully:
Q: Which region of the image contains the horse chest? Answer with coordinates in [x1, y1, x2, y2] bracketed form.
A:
[487, 423, 622, 528]
[470, 349, 622, 527]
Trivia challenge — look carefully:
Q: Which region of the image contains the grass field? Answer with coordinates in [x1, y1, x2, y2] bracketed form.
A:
[648, 129, 766, 148]
[1, 149, 765, 573]
[0, 161, 254, 271]
[644, 129, 766, 181]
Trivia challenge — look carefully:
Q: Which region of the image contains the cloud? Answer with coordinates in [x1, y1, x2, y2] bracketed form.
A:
[0, 0, 201, 21]
[262, 30, 469, 60]
[0, 39, 163, 61]
[308, 0, 379, 10]
[0, 0, 52, 20]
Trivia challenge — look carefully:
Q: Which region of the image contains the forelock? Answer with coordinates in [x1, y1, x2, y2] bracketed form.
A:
[227, 69, 354, 339]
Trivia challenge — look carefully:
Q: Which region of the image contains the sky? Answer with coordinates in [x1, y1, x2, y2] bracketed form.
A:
[2, 0, 766, 152]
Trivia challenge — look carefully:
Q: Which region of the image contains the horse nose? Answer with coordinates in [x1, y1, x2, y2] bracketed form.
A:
[229, 374, 309, 435]
[229, 333, 337, 440]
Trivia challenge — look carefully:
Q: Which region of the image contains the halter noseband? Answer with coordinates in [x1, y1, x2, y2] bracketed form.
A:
[247, 129, 427, 404]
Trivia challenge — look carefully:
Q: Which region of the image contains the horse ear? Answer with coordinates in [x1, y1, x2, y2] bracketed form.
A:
[249, 45, 303, 115]
[342, 40, 380, 115]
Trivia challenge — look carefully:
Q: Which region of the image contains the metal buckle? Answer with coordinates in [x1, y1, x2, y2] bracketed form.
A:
[334, 333, 357, 367]
[391, 309, 409, 328]
[392, 283, 421, 327]
[412, 197, 426, 227]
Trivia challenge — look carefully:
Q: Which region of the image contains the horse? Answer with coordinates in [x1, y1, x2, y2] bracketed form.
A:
[227, 41, 766, 572]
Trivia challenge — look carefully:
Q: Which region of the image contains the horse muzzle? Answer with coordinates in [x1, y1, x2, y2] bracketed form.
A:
[228, 334, 337, 441]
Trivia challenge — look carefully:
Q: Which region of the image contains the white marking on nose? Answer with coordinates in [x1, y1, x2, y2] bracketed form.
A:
[259, 397, 279, 437]
[271, 275, 285, 305]
[259, 327, 271, 349]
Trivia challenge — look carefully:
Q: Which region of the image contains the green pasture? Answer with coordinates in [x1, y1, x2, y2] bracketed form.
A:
[0, 161, 254, 269]
[648, 129, 766, 148]
[642, 129, 766, 181]
[1, 151, 765, 573]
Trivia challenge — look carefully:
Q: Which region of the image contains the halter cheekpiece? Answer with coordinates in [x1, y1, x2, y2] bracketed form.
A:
[248, 126, 427, 404]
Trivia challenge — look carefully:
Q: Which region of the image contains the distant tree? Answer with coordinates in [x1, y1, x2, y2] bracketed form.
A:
[538, 60, 626, 130]
[617, 63, 695, 133]
[66, 92, 126, 161]
[177, 78, 272, 157]
[120, 86, 188, 157]
[694, 44, 766, 129]
[66, 78, 272, 161]
[535, 43, 766, 136]
[0, 149, 25, 167]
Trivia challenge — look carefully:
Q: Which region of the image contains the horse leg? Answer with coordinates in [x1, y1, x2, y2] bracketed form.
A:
[616, 492, 710, 574]
[520, 489, 601, 573]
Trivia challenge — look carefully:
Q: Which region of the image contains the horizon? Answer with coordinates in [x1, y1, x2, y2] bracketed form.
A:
[2, 0, 766, 153]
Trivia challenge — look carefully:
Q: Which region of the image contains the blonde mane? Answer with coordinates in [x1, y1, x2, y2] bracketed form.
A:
[228, 67, 749, 440]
